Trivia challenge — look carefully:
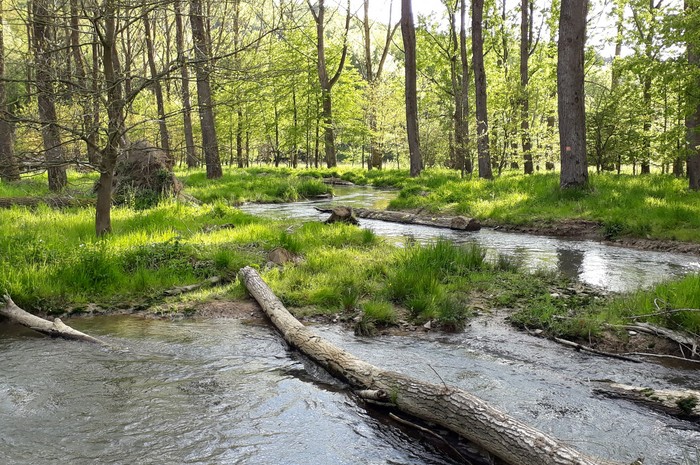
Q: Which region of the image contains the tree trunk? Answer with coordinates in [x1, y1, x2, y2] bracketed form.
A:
[1, 295, 107, 345]
[520, 0, 533, 175]
[686, 0, 700, 190]
[174, 0, 198, 168]
[239, 267, 633, 465]
[32, 0, 67, 192]
[189, 0, 222, 179]
[558, 0, 588, 189]
[143, 9, 171, 165]
[472, 0, 493, 179]
[95, 0, 124, 236]
[459, 0, 472, 175]
[311, 0, 350, 168]
[401, 0, 421, 177]
[0, 0, 19, 182]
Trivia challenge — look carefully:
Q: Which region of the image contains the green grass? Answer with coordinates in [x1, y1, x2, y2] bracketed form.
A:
[386, 170, 700, 242]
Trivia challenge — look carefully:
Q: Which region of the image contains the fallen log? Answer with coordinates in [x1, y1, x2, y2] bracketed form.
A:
[239, 266, 635, 465]
[0, 295, 107, 345]
[351, 207, 481, 231]
[552, 337, 642, 363]
[594, 382, 700, 422]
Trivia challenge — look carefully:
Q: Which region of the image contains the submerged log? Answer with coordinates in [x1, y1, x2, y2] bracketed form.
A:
[594, 382, 700, 422]
[0, 295, 107, 345]
[239, 266, 634, 465]
[351, 207, 481, 231]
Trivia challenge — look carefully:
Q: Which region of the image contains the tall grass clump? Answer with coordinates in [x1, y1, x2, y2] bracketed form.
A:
[601, 273, 700, 334]
[387, 240, 485, 326]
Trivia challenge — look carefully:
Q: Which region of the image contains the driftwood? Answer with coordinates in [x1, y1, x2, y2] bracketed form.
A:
[239, 266, 635, 465]
[0, 295, 107, 345]
[350, 207, 481, 231]
[594, 382, 700, 422]
[163, 276, 224, 297]
[624, 323, 699, 358]
[552, 337, 642, 363]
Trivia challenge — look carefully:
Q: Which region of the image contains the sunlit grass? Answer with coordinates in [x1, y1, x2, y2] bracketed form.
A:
[387, 170, 700, 242]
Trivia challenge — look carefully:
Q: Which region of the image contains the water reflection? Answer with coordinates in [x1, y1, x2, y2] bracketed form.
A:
[240, 186, 700, 293]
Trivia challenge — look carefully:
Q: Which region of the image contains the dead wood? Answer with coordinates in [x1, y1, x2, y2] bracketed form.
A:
[552, 337, 642, 363]
[594, 382, 700, 422]
[0, 295, 107, 345]
[624, 323, 698, 358]
[323, 206, 359, 225]
[352, 207, 481, 231]
[162, 276, 224, 297]
[239, 266, 635, 465]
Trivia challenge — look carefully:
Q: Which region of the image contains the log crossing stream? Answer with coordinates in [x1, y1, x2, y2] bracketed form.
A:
[1, 186, 699, 464]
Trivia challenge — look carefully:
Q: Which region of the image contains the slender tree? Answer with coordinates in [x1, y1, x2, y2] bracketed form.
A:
[190, 0, 222, 178]
[143, 7, 171, 163]
[32, 0, 67, 191]
[0, 0, 19, 181]
[174, 0, 198, 168]
[472, 0, 493, 179]
[308, 0, 351, 168]
[558, 0, 588, 188]
[401, 0, 421, 176]
[94, 0, 125, 235]
[361, 0, 398, 170]
[686, 0, 700, 190]
[520, 0, 533, 174]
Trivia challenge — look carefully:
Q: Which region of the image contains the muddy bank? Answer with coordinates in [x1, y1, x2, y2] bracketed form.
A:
[483, 218, 700, 256]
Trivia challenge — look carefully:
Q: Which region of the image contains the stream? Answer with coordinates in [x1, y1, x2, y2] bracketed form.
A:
[1, 186, 699, 464]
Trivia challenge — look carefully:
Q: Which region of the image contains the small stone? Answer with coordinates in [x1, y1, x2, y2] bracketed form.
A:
[628, 330, 638, 336]
[550, 293, 561, 298]
[423, 320, 432, 330]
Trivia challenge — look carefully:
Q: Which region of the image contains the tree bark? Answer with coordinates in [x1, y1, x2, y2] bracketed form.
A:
[0, 0, 19, 182]
[686, 0, 700, 190]
[95, 0, 124, 236]
[558, 0, 588, 189]
[174, 0, 198, 168]
[239, 267, 633, 465]
[32, 0, 67, 192]
[520, 0, 533, 175]
[190, 0, 222, 178]
[472, 0, 493, 179]
[459, 0, 472, 175]
[401, 0, 422, 177]
[1, 295, 106, 345]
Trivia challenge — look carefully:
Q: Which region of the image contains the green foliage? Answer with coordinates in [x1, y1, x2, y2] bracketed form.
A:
[387, 170, 700, 242]
[601, 274, 700, 334]
[676, 396, 698, 415]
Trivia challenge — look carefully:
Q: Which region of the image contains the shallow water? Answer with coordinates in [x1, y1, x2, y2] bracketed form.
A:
[241, 186, 700, 293]
[1, 316, 698, 465]
[2, 186, 699, 465]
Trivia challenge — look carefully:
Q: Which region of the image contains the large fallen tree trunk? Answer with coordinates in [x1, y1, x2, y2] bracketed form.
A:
[0, 295, 107, 345]
[239, 266, 636, 465]
[351, 207, 481, 231]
